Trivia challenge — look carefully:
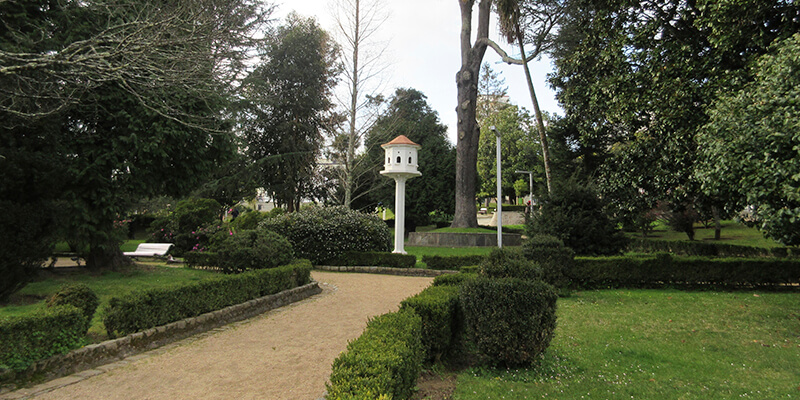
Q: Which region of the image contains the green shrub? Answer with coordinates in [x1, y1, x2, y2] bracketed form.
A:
[400, 285, 460, 361]
[148, 198, 223, 256]
[627, 238, 796, 258]
[213, 228, 294, 273]
[326, 251, 416, 268]
[432, 272, 478, 287]
[571, 254, 800, 289]
[421, 255, 485, 270]
[262, 206, 391, 264]
[229, 210, 268, 231]
[460, 277, 558, 367]
[103, 260, 311, 337]
[460, 265, 479, 274]
[0, 306, 87, 372]
[327, 309, 423, 400]
[0, 201, 55, 301]
[480, 247, 543, 282]
[183, 251, 219, 269]
[522, 234, 574, 293]
[526, 181, 627, 256]
[46, 284, 99, 329]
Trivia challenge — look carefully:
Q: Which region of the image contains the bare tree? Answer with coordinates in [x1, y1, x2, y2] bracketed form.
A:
[0, 0, 271, 128]
[328, 0, 391, 208]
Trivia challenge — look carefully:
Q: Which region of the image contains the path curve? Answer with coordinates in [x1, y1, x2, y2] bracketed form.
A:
[24, 271, 433, 400]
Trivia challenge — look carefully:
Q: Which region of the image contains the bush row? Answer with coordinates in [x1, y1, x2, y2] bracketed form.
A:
[326, 252, 417, 268]
[399, 285, 460, 362]
[103, 260, 312, 337]
[421, 255, 485, 270]
[0, 306, 87, 372]
[627, 238, 797, 258]
[572, 254, 800, 289]
[327, 309, 423, 400]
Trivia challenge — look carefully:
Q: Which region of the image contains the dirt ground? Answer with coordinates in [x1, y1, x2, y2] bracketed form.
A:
[24, 271, 433, 400]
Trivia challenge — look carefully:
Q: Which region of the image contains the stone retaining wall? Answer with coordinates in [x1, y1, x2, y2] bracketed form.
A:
[407, 231, 522, 247]
[4, 282, 321, 389]
[315, 266, 456, 277]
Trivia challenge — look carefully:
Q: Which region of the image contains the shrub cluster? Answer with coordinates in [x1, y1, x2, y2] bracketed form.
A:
[325, 251, 416, 268]
[0, 306, 87, 372]
[400, 285, 460, 362]
[262, 206, 391, 264]
[431, 272, 478, 287]
[627, 238, 796, 258]
[421, 254, 485, 270]
[572, 254, 800, 289]
[523, 234, 574, 293]
[45, 284, 99, 328]
[327, 309, 423, 400]
[148, 198, 223, 256]
[460, 277, 558, 367]
[103, 260, 311, 337]
[480, 248, 543, 281]
[213, 229, 294, 273]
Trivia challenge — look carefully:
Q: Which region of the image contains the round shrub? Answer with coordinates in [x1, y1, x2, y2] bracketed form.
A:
[46, 284, 99, 327]
[229, 210, 268, 231]
[480, 247, 542, 282]
[460, 277, 557, 367]
[213, 228, 294, 273]
[261, 206, 391, 264]
[522, 234, 575, 293]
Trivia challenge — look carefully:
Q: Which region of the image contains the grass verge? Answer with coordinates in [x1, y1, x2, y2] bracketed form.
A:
[454, 289, 800, 399]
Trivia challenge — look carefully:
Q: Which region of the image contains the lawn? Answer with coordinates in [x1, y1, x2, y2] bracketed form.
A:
[628, 220, 784, 249]
[455, 289, 800, 399]
[0, 263, 218, 341]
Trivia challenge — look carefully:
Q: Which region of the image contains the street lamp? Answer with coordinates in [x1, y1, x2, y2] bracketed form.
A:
[490, 126, 502, 248]
[515, 170, 533, 213]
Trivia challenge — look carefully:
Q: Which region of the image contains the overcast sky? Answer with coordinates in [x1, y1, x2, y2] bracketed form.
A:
[273, 0, 562, 144]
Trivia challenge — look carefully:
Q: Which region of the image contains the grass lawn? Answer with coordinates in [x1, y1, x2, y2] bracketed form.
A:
[628, 220, 784, 249]
[0, 263, 218, 341]
[455, 289, 800, 399]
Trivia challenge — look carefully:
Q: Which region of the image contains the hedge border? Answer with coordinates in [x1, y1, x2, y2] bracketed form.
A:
[314, 265, 456, 277]
[1, 282, 321, 392]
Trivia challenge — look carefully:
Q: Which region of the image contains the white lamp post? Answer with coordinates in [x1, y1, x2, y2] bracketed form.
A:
[380, 135, 421, 254]
[490, 126, 502, 248]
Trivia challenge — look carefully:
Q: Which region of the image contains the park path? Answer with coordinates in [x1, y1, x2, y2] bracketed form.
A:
[24, 271, 433, 400]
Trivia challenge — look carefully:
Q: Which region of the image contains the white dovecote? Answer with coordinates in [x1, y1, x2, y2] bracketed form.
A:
[380, 135, 421, 254]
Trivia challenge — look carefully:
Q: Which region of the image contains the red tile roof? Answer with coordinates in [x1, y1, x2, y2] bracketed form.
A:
[382, 135, 420, 147]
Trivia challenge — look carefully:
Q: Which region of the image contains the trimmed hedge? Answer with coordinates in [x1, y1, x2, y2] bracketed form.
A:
[627, 238, 796, 258]
[400, 285, 460, 361]
[103, 260, 312, 337]
[421, 255, 486, 270]
[460, 277, 558, 367]
[0, 306, 87, 372]
[432, 272, 478, 287]
[327, 309, 424, 400]
[480, 248, 543, 281]
[522, 234, 574, 293]
[183, 251, 219, 269]
[572, 254, 800, 289]
[45, 284, 99, 329]
[326, 251, 417, 268]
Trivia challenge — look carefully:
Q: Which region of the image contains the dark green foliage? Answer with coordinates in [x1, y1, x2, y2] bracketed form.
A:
[45, 284, 99, 328]
[480, 247, 543, 282]
[149, 198, 223, 255]
[213, 229, 294, 273]
[261, 206, 391, 264]
[432, 272, 478, 287]
[0, 202, 55, 301]
[326, 252, 416, 268]
[421, 255, 486, 270]
[400, 285, 460, 362]
[0, 306, 87, 373]
[229, 210, 269, 231]
[460, 277, 558, 367]
[103, 260, 312, 337]
[627, 238, 796, 258]
[526, 181, 627, 256]
[522, 234, 575, 292]
[183, 251, 219, 269]
[327, 309, 424, 400]
[571, 255, 800, 289]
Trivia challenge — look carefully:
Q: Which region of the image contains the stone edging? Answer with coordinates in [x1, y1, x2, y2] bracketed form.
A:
[2, 282, 322, 394]
[315, 266, 456, 277]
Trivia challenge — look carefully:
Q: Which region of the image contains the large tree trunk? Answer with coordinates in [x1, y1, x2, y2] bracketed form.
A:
[86, 244, 132, 271]
[452, 0, 491, 228]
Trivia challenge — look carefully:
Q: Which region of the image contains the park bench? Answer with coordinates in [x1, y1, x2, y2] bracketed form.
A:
[123, 243, 174, 259]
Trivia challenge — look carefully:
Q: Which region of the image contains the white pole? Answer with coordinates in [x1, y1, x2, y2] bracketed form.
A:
[494, 127, 502, 248]
[393, 176, 407, 254]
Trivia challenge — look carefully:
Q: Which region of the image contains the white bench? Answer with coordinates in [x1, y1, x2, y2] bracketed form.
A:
[123, 243, 174, 259]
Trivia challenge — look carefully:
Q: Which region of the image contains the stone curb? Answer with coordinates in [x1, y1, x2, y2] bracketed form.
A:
[1, 282, 322, 398]
[315, 266, 456, 277]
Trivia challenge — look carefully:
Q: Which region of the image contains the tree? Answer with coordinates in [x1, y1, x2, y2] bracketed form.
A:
[697, 33, 800, 246]
[240, 13, 341, 212]
[363, 88, 456, 226]
[328, 0, 390, 208]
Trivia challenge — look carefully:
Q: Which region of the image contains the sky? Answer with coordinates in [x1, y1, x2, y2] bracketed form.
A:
[273, 0, 562, 144]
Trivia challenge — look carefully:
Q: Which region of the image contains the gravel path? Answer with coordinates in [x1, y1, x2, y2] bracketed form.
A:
[25, 271, 433, 400]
